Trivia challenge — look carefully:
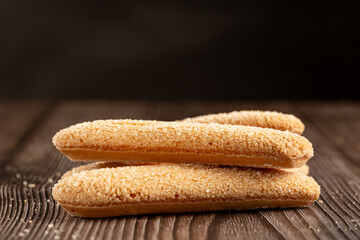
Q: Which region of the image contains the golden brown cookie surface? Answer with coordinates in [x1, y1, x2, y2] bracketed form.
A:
[182, 110, 305, 134]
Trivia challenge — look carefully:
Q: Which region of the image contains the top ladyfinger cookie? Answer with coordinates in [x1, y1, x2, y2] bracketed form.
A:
[52, 120, 313, 168]
[182, 111, 305, 134]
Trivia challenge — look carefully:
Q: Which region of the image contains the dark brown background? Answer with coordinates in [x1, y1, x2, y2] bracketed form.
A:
[0, 0, 359, 100]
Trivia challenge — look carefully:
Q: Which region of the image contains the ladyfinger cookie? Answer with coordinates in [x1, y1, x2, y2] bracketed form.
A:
[52, 164, 320, 218]
[183, 110, 310, 174]
[52, 120, 313, 169]
[182, 111, 305, 134]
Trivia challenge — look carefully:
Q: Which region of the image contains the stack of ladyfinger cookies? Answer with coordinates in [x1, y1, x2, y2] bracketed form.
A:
[52, 111, 320, 218]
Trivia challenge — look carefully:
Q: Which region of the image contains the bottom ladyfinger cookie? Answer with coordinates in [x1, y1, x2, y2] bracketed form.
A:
[52, 164, 320, 218]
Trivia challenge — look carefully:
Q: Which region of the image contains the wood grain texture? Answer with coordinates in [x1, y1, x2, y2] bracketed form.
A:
[0, 100, 359, 240]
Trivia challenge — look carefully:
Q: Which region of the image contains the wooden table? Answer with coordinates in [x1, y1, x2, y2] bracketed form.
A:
[0, 100, 359, 240]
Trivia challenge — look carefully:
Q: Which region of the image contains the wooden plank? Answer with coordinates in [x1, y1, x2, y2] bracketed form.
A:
[0, 101, 359, 240]
[295, 101, 360, 239]
[0, 101, 51, 239]
[0, 101, 50, 166]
